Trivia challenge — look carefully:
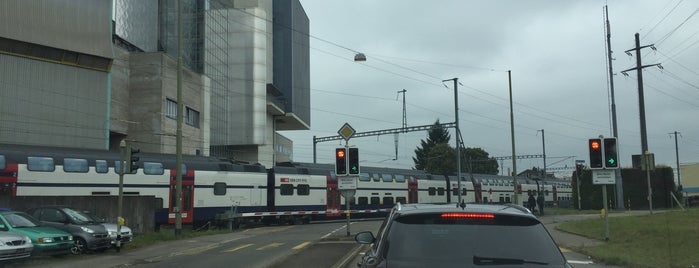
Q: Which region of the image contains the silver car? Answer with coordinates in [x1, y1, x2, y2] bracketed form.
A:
[0, 231, 33, 262]
[82, 212, 133, 247]
[102, 223, 133, 247]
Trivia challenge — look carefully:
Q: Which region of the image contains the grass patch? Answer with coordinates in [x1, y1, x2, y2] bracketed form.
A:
[557, 208, 699, 268]
[543, 207, 599, 215]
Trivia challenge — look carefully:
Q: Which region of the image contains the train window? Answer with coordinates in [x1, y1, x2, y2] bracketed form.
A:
[280, 184, 294, 195]
[394, 175, 406, 183]
[213, 182, 226, 196]
[114, 161, 136, 174]
[396, 197, 407, 204]
[358, 197, 368, 205]
[437, 187, 445, 196]
[452, 188, 459, 196]
[143, 162, 164, 175]
[383, 197, 394, 206]
[27, 157, 55, 172]
[408, 176, 416, 183]
[0, 155, 5, 170]
[428, 187, 436, 196]
[462, 188, 468, 196]
[545, 190, 550, 196]
[370, 197, 381, 205]
[63, 158, 88, 173]
[381, 174, 394, 183]
[95, 160, 108, 173]
[297, 184, 310, 196]
[359, 173, 371, 182]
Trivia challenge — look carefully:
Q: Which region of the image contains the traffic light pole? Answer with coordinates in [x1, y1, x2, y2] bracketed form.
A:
[117, 140, 126, 253]
[345, 142, 351, 236]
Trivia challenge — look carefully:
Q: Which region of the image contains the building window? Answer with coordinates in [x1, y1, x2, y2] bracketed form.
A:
[166, 98, 177, 119]
[185, 107, 200, 128]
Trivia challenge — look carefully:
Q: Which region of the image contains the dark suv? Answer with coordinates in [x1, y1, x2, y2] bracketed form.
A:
[355, 203, 570, 268]
[28, 206, 111, 254]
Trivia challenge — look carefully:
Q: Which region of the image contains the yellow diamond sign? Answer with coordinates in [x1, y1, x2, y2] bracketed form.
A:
[338, 123, 356, 141]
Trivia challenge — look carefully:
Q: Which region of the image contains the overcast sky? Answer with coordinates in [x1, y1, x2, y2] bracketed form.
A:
[282, 0, 699, 178]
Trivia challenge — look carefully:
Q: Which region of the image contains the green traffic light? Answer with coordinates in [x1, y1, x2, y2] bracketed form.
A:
[608, 158, 615, 165]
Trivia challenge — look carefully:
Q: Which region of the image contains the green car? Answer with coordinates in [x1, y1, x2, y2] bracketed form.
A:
[0, 211, 73, 256]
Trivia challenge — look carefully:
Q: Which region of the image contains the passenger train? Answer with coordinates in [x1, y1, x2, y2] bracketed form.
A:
[0, 144, 572, 226]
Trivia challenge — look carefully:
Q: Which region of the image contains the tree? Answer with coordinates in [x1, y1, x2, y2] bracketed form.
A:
[413, 120, 451, 170]
[425, 143, 456, 175]
[461, 147, 499, 175]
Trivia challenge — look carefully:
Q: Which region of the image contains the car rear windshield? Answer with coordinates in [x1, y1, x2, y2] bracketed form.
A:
[383, 213, 566, 267]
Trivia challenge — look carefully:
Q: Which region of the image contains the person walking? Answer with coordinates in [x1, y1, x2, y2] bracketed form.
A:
[528, 194, 536, 212]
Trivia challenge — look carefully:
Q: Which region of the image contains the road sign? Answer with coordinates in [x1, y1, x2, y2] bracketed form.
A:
[592, 169, 616, 185]
[338, 176, 357, 190]
[337, 123, 356, 141]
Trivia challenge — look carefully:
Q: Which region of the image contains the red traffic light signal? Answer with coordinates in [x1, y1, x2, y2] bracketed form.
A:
[335, 148, 347, 175]
[589, 138, 603, 169]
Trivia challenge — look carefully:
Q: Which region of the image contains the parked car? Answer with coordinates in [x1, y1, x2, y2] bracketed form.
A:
[0, 231, 33, 263]
[0, 210, 73, 256]
[27, 206, 111, 254]
[355, 203, 570, 268]
[83, 212, 133, 247]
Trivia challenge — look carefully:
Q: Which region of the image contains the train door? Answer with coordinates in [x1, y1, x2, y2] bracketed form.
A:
[552, 185, 558, 207]
[473, 182, 482, 204]
[168, 169, 195, 224]
[0, 158, 17, 196]
[408, 176, 418, 203]
[326, 175, 341, 217]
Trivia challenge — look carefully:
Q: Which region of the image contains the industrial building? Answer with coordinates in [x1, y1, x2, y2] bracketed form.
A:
[0, 0, 310, 166]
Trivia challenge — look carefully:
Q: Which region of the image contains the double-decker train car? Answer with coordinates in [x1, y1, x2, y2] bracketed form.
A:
[1, 144, 572, 227]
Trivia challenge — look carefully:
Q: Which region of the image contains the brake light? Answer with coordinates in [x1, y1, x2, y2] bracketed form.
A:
[441, 213, 495, 219]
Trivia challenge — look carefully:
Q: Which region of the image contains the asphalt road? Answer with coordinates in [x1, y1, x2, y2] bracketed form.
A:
[9, 212, 652, 268]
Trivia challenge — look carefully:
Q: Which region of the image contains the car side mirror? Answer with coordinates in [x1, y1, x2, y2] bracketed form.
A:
[354, 231, 375, 244]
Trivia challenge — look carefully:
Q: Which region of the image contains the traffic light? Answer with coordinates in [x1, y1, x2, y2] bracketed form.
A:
[603, 138, 618, 168]
[126, 146, 140, 173]
[348, 148, 359, 175]
[588, 138, 603, 169]
[335, 148, 347, 175]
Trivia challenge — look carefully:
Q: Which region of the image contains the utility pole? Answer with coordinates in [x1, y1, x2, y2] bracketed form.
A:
[394, 89, 407, 160]
[508, 70, 518, 205]
[175, 0, 183, 237]
[443, 78, 462, 204]
[622, 33, 662, 214]
[671, 131, 682, 188]
[604, 5, 625, 211]
[538, 129, 546, 181]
